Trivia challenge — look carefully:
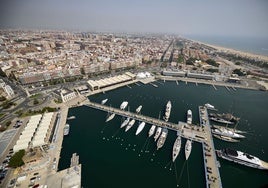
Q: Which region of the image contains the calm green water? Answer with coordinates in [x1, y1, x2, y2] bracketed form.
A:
[58, 81, 268, 188]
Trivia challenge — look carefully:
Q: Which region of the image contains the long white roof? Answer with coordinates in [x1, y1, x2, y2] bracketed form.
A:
[30, 112, 54, 148]
[14, 112, 54, 151]
[32, 139, 45, 147]
[87, 72, 134, 89]
[13, 143, 29, 152]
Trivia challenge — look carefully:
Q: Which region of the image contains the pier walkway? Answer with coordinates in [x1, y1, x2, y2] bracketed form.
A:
[84, 100, 207, 143]
[84, 100, 222, 188]
[199, 106, 223, 188]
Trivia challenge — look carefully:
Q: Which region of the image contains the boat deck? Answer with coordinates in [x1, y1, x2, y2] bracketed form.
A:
[260, 160, 268, 170]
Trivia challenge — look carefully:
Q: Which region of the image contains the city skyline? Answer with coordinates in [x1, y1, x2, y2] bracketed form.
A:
[0, 0, 268, 38]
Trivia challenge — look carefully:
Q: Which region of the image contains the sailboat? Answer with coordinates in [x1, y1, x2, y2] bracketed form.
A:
[120, 117, 130, 128]
[101, 99, 108, 105]
[148, 125, 156, 137]
[185, 139, 192, 160]
[157, 128, 168, 150]
[153, 112, 162, 141]
[212, 124, 246, 134]
[136, 122, 146, 135]
[213, 134, 240, 142]
[105, 105, 115, 122]
[172, 135, 182, 162]
[211, 121, 245, 141]
[125, 119, 135, 132]
[154, 127, 162, 141]
[136, 105, 142, 113]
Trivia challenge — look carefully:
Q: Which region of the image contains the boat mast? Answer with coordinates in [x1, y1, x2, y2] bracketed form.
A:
[233, 120, 239, 132]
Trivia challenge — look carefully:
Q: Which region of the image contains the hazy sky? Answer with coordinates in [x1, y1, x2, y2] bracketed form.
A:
[0, 0, 268, 37]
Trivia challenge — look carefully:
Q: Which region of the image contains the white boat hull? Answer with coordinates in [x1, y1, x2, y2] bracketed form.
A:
[172, 136, 181, 162]
[120, 118, 130, 128]
[148, 125, 156, 137]
[157, 129, 168, 150]
[154, 127, 162, 141]
[125, 119, 135, 132]
[185, 140, 192, 160]
[136, 122, 145, 135]
[106, 113, 115, 122]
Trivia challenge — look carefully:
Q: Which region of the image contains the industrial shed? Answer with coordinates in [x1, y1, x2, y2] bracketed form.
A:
[13, 113, 54, 152]
[87, 72, 136, 91]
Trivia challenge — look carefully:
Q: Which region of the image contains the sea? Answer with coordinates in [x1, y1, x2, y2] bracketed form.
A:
[58, 81, 268, 188]
[185, 35, 268, 57]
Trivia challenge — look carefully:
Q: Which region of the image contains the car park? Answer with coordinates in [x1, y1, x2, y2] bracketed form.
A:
[8, 149, 14, 155]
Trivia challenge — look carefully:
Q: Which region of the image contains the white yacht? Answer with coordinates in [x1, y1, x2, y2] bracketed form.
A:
[101, 99, 108, 105]
[216, 148, 268, 170]
[163, 101, 172, 122]
[106, 113, 115, 122]
[213, 124, 246, 134]
[136, 105, 142, 113]
[64, 124, 70, 136]
[185, 139, 192, 160]
[213, 134, 239, 143]
[212, 127, 245, 139]
[154, 127, 162, 141]
[120, 101, 128, 110]
[120, 117, 130, 128]
[172, 136, 181, 162]
[148, 125, 156, 137]
[187, 109, 192, 124]
[125, 119, 135, 132]
[67, 116, 76, 120]
[210, 117, 234, 124]
[157, 129, 168, 150]
[136, 122, 146, 135]
[205, 103, 216, 110]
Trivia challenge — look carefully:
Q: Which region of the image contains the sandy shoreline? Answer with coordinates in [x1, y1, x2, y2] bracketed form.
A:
[189, 38, 268, 62]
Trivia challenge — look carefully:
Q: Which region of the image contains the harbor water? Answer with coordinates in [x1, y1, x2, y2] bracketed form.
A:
[58, 81, 268, 188]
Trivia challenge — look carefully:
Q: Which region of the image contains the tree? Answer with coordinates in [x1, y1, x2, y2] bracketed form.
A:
[33, 99, 39, 105]
[5, 121, 11, 127]
[233, 69, 246, 76]
[206, 59, 219, 67]
[177, 55, 184, 64]
[0, 96, 6, 101]
[207, 68, 218, 73]
[8, 150, 25, 168]
[186, 57, 195, 65]
[0, 68, 7, 77]
[1, 100, 15, 109]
